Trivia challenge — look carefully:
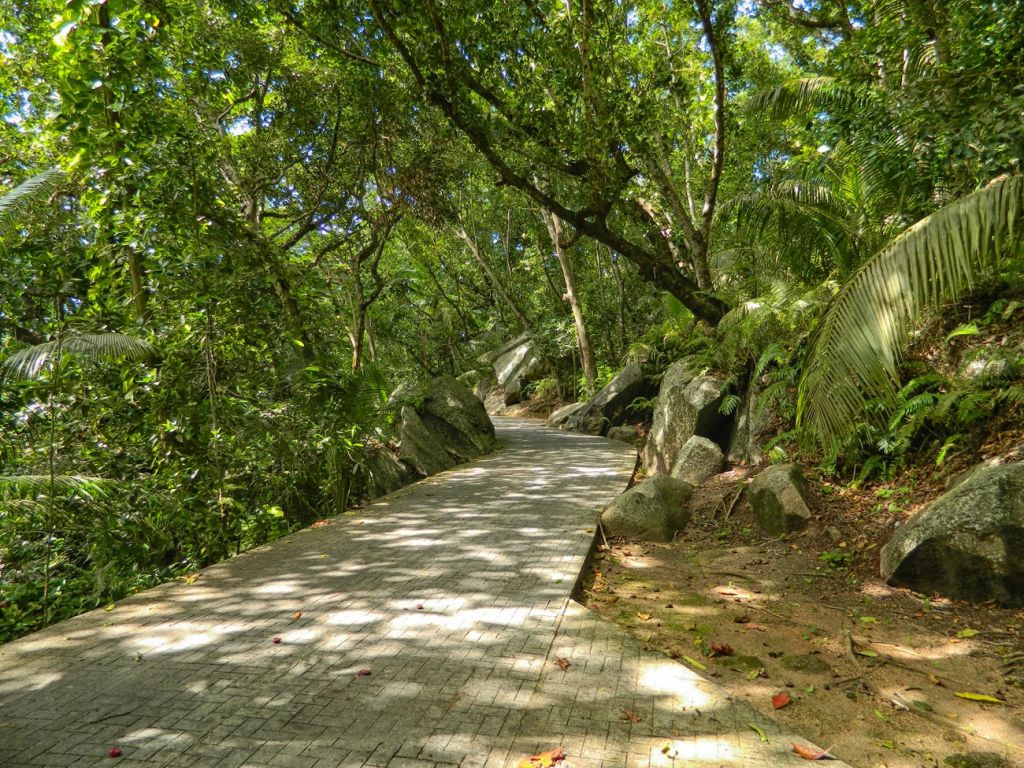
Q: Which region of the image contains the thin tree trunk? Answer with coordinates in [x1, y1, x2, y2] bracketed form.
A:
[455, 225, 531, 333]
[540, 206, 597, 397]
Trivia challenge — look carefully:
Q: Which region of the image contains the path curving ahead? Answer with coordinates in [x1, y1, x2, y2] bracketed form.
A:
[0, 418, 845, 768]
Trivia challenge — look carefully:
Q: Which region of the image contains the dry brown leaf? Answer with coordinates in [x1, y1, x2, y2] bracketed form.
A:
[517, 747, 566, 768]
[636, 612, 652, 621]
[620, 708, 643, 723]
[792, 743, 833, 760]
[555, 656, 570, 671]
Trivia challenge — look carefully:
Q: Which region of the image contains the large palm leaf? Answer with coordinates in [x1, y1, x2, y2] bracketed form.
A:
[0, 168, 62, 237]
[1, 333, 159, 380]
[745, 77, 865, 121]
[797, 173, 1024, 449]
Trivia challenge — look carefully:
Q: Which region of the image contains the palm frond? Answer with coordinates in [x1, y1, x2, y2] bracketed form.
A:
[0, 168, 63, 234]
[0, 474, 111, 499]
[745, 77, 864, 120]
[797, 173, 1024, 449]
[1, 332, 159, 380]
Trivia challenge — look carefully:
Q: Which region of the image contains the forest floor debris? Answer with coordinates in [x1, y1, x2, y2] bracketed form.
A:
[582, 470, 1024, 768]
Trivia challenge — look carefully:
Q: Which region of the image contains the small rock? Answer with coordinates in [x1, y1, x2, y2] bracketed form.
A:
[670, 435, 723, 485]
[600, 476, 693, 542]
[748, 464, 812, 536]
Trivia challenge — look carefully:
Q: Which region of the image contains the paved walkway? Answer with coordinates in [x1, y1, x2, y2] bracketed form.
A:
[0, 418, 845, 768]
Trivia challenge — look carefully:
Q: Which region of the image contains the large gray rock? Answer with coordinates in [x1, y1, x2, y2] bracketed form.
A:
[643, 363, 729, 474]
[749, 464, 812, 536]
[364, 445, 416, 498]
[398, 406, 455, 476]
[670, 436, 723, 485]
[546, 401, 587, 428]
[726, 387, 770, 466]
[880, 462, 1024, 607]
[601, 476, 693, 542]
[492, 336, 544, 405]
[397, 377, 498, 476]
[564, 363, 652, 435]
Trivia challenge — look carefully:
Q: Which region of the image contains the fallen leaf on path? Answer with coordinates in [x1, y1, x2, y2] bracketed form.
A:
[956, 628, 979, 639]
[293, 611, 303, 620]
[791, 743, 833, 760]
[416, 604, 424, 610]
[311, 520, 331, 528]
[554, 656, 570, 671]
[682, 655, 707, 670]
[772, 692, 791, 710]
[271, 637, 282, 644]
[636, 612, 652, 621]
[620, 708, 642, 723]
[954, 691, 1003, 703]
[104, 604, 116, 612]
[107, 748, 123, 758]
[355, 669, 372, 677]
[710, 643, 734, 657]
[517, 747, 566, 768]
[929, 673, 943, 686]
[855, 649, 878, 657]
[745, 623, 769, 632]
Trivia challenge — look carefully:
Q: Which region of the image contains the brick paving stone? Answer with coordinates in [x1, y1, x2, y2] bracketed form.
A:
[0, 418, 849, 768]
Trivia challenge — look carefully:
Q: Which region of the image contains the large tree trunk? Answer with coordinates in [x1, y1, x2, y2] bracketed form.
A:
[540, 206, 597, 398]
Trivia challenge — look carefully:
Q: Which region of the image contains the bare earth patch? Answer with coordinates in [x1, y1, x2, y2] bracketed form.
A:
[582, 471, 1024, 768]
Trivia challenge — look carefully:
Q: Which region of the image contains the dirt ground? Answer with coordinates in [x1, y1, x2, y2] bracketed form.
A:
[581, 468, 1024, 768]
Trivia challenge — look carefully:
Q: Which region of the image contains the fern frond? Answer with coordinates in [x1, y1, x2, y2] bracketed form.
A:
[798, 173, 1024, 449]
[1, 333, 158, 380]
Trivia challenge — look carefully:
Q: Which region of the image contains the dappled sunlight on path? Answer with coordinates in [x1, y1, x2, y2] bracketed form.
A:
[0, 418, 845, 767]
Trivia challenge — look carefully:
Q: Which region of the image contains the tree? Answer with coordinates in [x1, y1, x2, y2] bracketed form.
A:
[320, 0, 739, 323]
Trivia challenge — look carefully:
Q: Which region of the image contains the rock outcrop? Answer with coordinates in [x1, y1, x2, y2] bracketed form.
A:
[396, 376, 498, 477]
[643, 363, 729, 474]
[748, 464, 812, 536]
[670, 435, 723, 485]
[880, 462, 1024, 607]
[600, 476, 693, 542]
[563, 362, 651, 435]
[726, 387, 771, 466]
[491, 336, 544, 406]
[546, 401, 587, 429]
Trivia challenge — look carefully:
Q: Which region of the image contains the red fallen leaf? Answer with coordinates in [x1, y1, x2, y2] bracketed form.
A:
[107, 748, 123, 758]
[554, 656, 570, 671]
[517, 747, 566, 768]
[416, 604, 425, 610]
[710, 643, 734, 657]
[355, 669, 371, 676]
[792, 743, 834, 760]
[271, 637, 282, 644]
[772, 692, 791, 709]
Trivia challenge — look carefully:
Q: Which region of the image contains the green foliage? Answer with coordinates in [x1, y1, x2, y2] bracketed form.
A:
[798, 174, 1024, 450]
